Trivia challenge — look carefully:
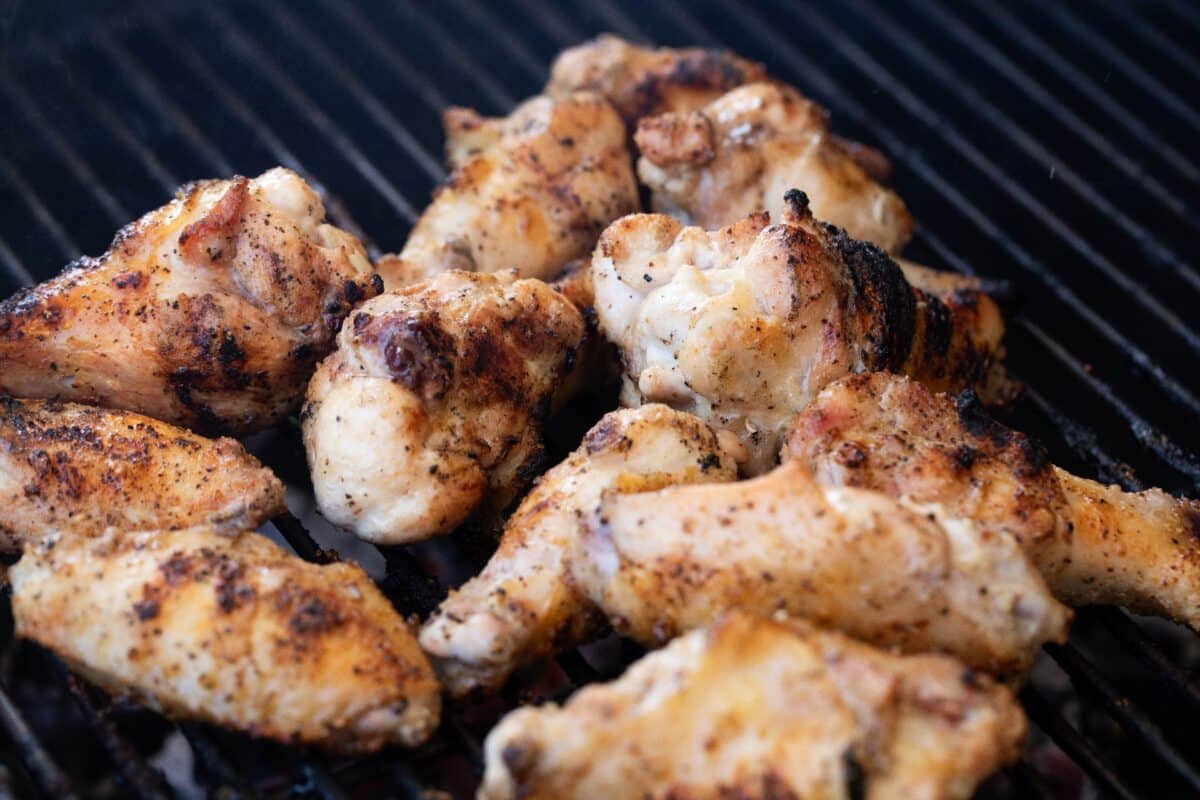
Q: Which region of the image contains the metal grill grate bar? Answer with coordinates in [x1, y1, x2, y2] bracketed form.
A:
[0, 151, 81, 262]
[0, 680, 78, 800]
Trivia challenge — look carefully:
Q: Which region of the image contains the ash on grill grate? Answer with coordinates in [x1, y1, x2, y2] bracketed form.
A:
[0, 0, 1198, 797]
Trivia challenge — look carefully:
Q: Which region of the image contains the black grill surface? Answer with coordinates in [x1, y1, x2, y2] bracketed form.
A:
[1, 1, 1199, 798]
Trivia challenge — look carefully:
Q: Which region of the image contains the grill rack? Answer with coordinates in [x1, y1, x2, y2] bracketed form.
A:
[0, 0, 1197, 796]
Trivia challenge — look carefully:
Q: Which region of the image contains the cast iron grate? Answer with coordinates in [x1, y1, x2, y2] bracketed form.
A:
[0, 0, 1198, 797]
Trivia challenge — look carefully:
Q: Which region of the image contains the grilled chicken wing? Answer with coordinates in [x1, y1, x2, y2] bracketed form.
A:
[480, 611, 1026, 800]
[786, 372, 1200, 629]
[303, 270, 585, 544]
[574, 459, 1068, 675]
[420, 404, 739, 695]
[0, 397, 284, 551]
[0, 168, 378, 435]
[592, 192, 1007, 474]
[635, 82, 913, 253]
[375, 93, 638, 290]
[11, 525, 441, 754]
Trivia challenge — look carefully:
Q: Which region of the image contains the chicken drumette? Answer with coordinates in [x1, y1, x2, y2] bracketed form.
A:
[12, 525, 441, 754]
[303, 270, 585, 544]
[481, 612, 1025, 800]
[0, 397, 284, 551]
[419, 404, 740, 695]
[786, 372, 1200, 630]
[593, 192, 1007, 474]
[636, 82, 913, 253]
[575, 459, 1068, 675]
[0, 168, 378, 435]
[375, 92, 638, 290]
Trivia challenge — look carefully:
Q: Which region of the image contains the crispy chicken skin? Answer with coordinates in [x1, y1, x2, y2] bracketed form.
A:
[635, 82, 913, 253]
[303, 270, 585, 544]
[11, 525, 441, 753]
[546, 34, 767, 129]
[592, 193, 1007, 474]
[375, 93, 638, 290]
[0, 397, 284, 552]
[480, 612, 1026, 800]
[575, 460, 1069, 675]
[0, 168, 378, 435]
[420, 405, 739, 696]
[786, 372, 1200, 628]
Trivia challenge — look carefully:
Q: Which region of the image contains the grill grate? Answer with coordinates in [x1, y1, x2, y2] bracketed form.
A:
[1, 0, 1198, 796]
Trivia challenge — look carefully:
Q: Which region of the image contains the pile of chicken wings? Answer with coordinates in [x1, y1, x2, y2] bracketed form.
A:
[2, 35, 1197, 799]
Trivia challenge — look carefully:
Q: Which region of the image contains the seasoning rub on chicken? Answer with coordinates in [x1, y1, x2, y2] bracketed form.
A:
[592, 191, 1007, 474]
[420, 404, 740, 695]
[786, 371, 1200, 630]
[480, 612, 1026, 800]
[375, 92, 638, 290]
[0, 397, 284, 552]
[0, 168, 379, 435]
[11, 525, 441, 754]
[303, 270, 585, 544]
[575, 459, 1068, 675]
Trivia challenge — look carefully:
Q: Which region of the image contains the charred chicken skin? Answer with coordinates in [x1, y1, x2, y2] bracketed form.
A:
[303, 270, 586, 544]
[636, 82, 913, 253]
[11, 525, 441, 754]
[0, 396, 284, 551]
[0, 168, 378, 435]
[574, 459, 1069, 676]
[592, 192, 1007, 474]
[419, 404, 739, 696]
[375, 92, 639, 289]
[786, 372, 1200, 629]
[480, 612, 1026, 800]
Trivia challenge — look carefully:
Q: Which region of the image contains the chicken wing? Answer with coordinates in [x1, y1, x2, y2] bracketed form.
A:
[375, 93, 638, 290]
[592, 192, 1006, 474]
[420, 404, 740, 695]
[0, 397, 284, 551]
[303, 270, 585, 544]
[574, 459, 1069, 675]
[11, 525, 441, 754]
[480, 611, 1026, 800]
[0, 168, 377, 435]
[635, 82, 913, 253]
[785, 372, 1200, 629]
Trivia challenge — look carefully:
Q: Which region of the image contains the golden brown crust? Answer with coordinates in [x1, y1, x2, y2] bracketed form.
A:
[480, 612, 1026, 800]
[11, 526, 441, 754]
[0, 168, 379, 435]
[0, 396, 284, 551]
[303, 270, 586, 544]
[786, 372, 1200, 627]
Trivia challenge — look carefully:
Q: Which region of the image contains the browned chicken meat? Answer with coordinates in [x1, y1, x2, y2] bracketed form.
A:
[303, 270, 585, 544]
[419, 404, 739, 695]
[11, 525, 441, 754]
[636, 82, 913, 253]
[480, 611, 1026, 800]
[0, 397, 284, 551]
[574, 459, 1069, 675]
[0, 168, 378, 435]
[786, 372, 1200, 629]
[375, 92, 638, 289]
[592, 192, 1007, 474]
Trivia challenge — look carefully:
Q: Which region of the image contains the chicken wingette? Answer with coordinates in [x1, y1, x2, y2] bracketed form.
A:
[375, 92, 638, 289]
[575, 459, 1069, 675]
[303, 270, 585, 544]
[11, 525, 441, 754]
[419, 404, 740, 695]
[636, 82, 913, 253]
[0, 396, 284, 551]
[0, 168, 379, 435]
[480, 612, 1026, 800]
[592, 191, 1007, 474]
[786, 372, 1200, 629]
